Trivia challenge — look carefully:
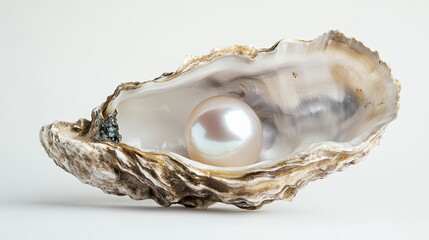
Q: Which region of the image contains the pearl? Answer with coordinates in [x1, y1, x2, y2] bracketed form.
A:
[184, 96, 263, 167]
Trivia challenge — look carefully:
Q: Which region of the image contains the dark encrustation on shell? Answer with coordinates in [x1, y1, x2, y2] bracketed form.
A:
[40, 31, 400, 209]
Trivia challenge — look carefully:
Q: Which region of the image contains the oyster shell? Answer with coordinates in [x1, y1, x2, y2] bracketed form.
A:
[40, 30, 400, 209]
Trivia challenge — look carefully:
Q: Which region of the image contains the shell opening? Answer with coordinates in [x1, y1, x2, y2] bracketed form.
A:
[108, 33, 398, 165]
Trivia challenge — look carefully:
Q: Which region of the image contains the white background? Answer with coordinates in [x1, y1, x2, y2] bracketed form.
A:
[1, 0, 428, 239]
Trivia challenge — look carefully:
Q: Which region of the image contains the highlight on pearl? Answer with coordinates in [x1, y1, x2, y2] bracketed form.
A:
[184, 96, 263, 167]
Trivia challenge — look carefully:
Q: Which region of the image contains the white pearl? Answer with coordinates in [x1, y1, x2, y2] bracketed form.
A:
[184, 96, 263, 167]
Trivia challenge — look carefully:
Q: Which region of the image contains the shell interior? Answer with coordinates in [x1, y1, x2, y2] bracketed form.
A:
[109, 33, 398, 167]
